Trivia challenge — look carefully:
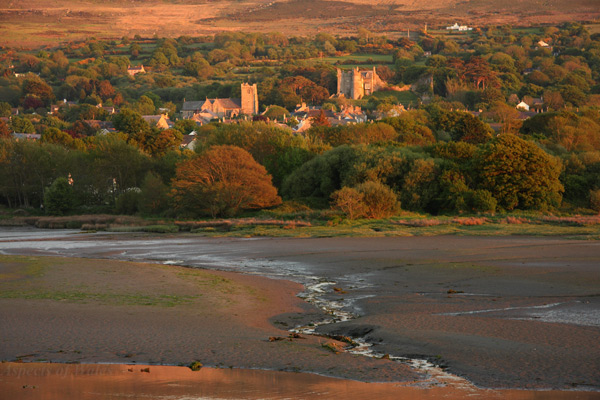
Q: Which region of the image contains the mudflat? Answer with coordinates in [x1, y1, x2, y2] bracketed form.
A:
[0, 230, 599, 396]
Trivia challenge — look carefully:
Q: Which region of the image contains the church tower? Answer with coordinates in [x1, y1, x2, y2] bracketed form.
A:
[241, 83, 258, 115]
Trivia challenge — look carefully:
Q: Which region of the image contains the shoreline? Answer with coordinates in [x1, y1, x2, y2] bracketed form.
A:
[1, 231, 599, 393]
[1, 362, 598, 400]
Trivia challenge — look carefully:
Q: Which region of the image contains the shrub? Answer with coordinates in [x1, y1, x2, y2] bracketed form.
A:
[590, 189, 600, 213]
[469, 189, 497, 213]
[139, 172, 170, 215]
[44, 177, 75, 216]
[142, 224, 179, 233]
[357, 181, 400, 219]
[331, 187, 366, 220]
[331, 181, 400, 220]
[115, 189, 141, 215]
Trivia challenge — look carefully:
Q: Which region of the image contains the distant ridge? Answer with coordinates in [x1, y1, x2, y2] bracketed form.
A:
[1, 0, 599, 47]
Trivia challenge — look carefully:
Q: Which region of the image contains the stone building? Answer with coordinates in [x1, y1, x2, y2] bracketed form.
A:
[336, 67, 386, 100]
[181, 83, 258, 119]
[127, 65, 145, 76]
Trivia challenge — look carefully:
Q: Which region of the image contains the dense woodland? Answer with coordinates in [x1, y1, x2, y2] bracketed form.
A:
[1, 23, 600, 218]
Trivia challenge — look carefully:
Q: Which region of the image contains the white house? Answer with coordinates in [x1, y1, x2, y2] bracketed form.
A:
[537, 40, 550, 47]
[446, 23, 472, 31]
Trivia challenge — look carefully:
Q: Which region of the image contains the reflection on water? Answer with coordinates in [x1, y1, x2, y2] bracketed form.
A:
[1, 363, 594, 400]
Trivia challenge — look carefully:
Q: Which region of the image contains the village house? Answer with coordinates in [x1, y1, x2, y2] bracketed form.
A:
[82, 120, 116, 135]
[180, 131, 197, 150]
[291, 103, 368, 132]
[336, 67, 386, 100]
[97, 104, 116, 114]
[181, 83, 259, 120]
[12, 133, 41, 141]
[127, 65, 146, 76]
[516, 101, 530, 111]
[50, 99, 78, 115]
[142, 114, 172, 130]
[537, 40, 550, 48]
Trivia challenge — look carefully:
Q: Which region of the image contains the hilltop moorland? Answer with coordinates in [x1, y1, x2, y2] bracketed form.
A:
[1, 0, 599, 47]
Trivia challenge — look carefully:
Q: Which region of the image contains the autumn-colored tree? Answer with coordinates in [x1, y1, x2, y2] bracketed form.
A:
[490, 101, 522, 134]
[356, 181, 400, 219]
[331, 181, 399, 220]
[463, 57, 499, 90]
[312, 109, 331, 127]
[0, 120, 10, 138]
[331, 186, 366, 220]
[97, 80, 116, 101]
[171, 145, 282, 217]
[149, 128, 183, 157]
[22, 77, 55, 105]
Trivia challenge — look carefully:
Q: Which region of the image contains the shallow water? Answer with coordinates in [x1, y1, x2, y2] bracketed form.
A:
[1, 227, 599, 390]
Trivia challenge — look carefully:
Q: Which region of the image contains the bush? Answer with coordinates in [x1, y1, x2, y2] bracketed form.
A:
[590, 189, 600, 213]
[142, 225, 179, 233]
[469, 189, 497, 213]
[115, 190, 141, 215]
[139, 172, 170, 215]
[331, 181, 399, 219]
[356, 181, 400, 219]
[44, 177, 75, 216]
[331, 187, 365, 220]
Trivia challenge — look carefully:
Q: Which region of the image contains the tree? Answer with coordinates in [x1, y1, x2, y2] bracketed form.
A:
[135, 95, 156, 115]
[312, 109, 330, 127]
[149, 128, 183, 157]
[10, 117, 35, 133]
[0, 120, 10, 138]
[41, 127, 75, 148]
[112, 109, 151, 148]
[0, 102, 12, 118]
[171, 145, 282, 217]
[85, 133, 150, 203]
[22, 77, 55, 105]
[431, 109, 493, 144]
[263, 105, 289, 120]
[475, 134, 563, 211]
[490, 102, 522, 134]
[44, 177, 74, 215]
[97, 80, 116, 101]
[139, 172, 170, 215]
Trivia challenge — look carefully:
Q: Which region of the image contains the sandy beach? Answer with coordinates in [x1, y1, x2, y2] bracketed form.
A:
[0, 229, 599, 398]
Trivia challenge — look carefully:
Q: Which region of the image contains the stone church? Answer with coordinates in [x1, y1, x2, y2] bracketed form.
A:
[336, 67, 386, 99]
[181, 83, 259, 119]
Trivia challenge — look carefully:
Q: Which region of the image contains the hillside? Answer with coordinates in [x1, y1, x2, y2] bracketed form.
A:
[0, 0, 599, 47]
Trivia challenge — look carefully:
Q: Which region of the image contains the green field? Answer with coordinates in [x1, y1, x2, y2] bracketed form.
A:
[310, 53, 394, 67]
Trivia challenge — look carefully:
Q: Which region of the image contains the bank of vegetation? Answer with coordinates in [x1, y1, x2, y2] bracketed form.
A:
[0, 23, 599, 236]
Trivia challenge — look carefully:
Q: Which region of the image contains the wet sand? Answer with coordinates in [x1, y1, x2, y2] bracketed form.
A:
[0, 256, 417, 383]
[1, 363, 597, 400]
[0, 229, 599, 395]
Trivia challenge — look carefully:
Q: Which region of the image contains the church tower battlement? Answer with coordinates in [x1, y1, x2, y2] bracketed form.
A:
[241, 83, 258, 115]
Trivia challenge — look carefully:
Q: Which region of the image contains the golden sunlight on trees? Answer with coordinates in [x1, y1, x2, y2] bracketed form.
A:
[331, 181, 399, 220]
[171, 145, 281, 217]
[475, 134, 563, 211]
